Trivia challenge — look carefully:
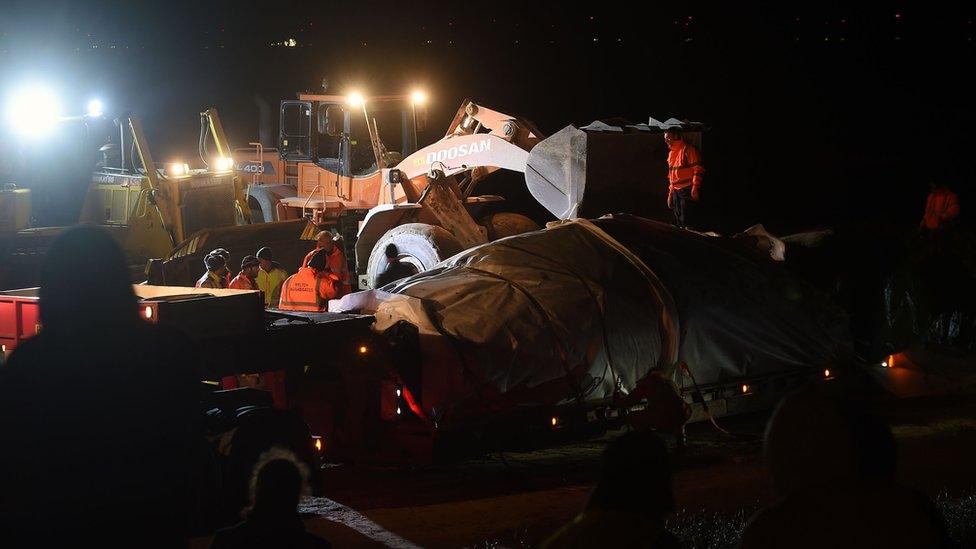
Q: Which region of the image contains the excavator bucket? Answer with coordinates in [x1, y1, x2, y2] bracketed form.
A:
[525, 123, 701, 222]
[146, 219, 317, 286]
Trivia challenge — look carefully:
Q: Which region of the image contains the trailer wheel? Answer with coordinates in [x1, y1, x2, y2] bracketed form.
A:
[480, 212, 540, 241]
[366, 223, 464, 288]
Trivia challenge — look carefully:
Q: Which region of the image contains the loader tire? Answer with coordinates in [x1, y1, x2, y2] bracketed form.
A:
[480, 212, 540, 241]
[366, 223, 464, 289]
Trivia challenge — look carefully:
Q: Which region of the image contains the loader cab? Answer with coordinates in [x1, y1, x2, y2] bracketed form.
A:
[278, 94, 424, 177]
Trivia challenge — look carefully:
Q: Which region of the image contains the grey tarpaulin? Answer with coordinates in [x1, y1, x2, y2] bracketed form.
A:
[334, 216, 850, 423]
[594, 215, 851, 387]
[336, 219, 679, 419]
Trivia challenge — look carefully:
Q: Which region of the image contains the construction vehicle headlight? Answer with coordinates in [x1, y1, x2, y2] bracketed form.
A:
[143, 305, 154, 320]
[86, 99, 104, 118]
[168, 162, 186, 176]
[346, 92, 365, 107]
[214, 157, 233, 171]
[312, 436, 324, 453]
[5, 84, 62, 139]
[358, 345, 368, 355]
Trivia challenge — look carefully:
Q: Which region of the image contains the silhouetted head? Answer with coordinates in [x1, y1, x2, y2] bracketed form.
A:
[241, 255, 260, 279]
[587, 430, 674, 517]
[204, 253, 226, 274]
[307, 249, 328, 272]
[39, 226, 138, 334]
[256, 247, 274, 271]
[246, 448, 310, 518]
[315, 231, 334, 252]
[765, 388, 896, 497]
[664, 127, 683, 147]
[384, 243, 399, 261]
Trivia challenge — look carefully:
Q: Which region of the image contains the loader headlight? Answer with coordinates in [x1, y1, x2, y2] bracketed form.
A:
[214, 156, 233, 171]
[346, 92, 365, 107]
[168, 162, 188, 176]
[86, 99, 104, 118]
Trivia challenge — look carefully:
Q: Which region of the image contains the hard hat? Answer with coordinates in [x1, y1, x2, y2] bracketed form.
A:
[205, 253, 226, 271]
[256, 247, 274, 260]
[240, 255, 260, 270]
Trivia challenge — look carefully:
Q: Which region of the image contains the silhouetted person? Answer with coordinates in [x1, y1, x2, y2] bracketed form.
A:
[739, 389, 950, 549]
[542, 430, 680, 548]
[198, 252, 229, 289]
[0, 226, 201, 547]
[210, 448, 331, 549]
[375, 244, 416, 288]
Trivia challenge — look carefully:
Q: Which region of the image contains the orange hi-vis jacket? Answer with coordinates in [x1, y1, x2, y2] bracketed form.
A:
[278, 267, 336, 312]
[667, 140, 704, 191]
[303, 246, 352, 297]
[228, 272, 257, 290]
[923, 188, 960, 230]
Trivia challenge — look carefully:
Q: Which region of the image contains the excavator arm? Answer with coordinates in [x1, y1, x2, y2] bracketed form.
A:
[201, 107, 252, 223]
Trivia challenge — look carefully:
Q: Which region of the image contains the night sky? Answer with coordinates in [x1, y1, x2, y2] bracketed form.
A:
[1, 2, 973, 233]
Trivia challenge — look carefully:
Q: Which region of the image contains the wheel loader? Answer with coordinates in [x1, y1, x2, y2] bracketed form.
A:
[0, 105, 315, 290]
[228, 90, 703, 290]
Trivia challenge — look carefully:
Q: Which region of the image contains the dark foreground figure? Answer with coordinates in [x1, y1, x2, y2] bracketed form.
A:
[543, 430, 680, 548]
[0, 227, 201, 547]
[210, 448, 331, 549]
[740, 389, 950, 549]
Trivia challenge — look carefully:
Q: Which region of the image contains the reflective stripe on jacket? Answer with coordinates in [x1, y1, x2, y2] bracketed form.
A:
[256, 265, 289, 307]
[667, 140, 704, 190]
[278, 267, 336, 312]
[923, 188, 960, 230]
[195, 271, 225, 289]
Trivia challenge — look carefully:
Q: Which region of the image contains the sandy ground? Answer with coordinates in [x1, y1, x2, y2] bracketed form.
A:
[189, 391, 976, 548]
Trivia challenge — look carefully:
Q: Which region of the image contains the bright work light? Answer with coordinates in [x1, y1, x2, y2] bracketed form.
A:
[346, 92, 365, 107]
[411, 90, 427, 105]
[4, 84, 62, 139]
[214, 157, 233, 171]
[86, 99, 104, 118]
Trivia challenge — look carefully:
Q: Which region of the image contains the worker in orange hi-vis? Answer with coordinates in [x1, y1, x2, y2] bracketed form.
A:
[920, 181, 960, 232]
[302, 230, 351, 297]
[278, 249, 337, 312]
[664, 127, 704, 229]
[228, 255, 261, 290]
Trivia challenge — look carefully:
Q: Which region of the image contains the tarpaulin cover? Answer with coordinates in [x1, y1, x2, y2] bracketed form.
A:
[341, 219, 679, 412]
[594, 215, 851, 387]
[336, 215, 851, 419]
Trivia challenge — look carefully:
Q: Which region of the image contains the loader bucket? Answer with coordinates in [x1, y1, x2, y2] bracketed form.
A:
[525, 124, 701, 222]
[146, 219, 317, 287]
